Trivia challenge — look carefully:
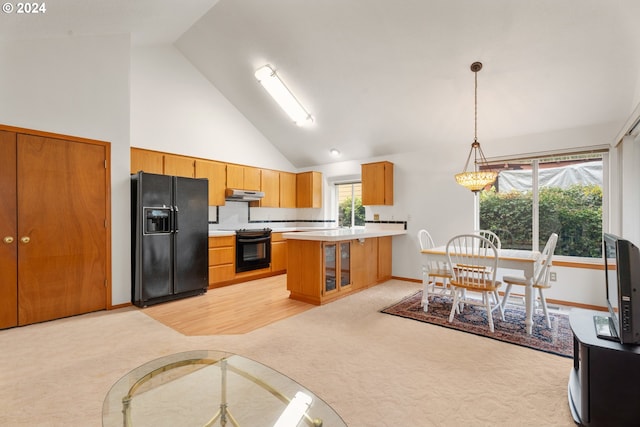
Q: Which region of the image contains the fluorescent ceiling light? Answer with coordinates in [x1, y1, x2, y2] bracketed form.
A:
[255, 65, 314, 127]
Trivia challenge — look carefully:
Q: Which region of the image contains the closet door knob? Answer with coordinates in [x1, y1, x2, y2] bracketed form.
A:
[3, 236, 14, 244]
[20, 236, 30, 244]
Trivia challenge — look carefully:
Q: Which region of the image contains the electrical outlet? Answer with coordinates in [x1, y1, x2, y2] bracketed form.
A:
[550, 272, 557, 281]
[373, 213, 380, 221]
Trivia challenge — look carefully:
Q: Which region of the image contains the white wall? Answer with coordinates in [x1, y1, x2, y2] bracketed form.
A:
[488, 122, 619, 159]
[131, 45, 296, 172]
[0, 35, 132, 306]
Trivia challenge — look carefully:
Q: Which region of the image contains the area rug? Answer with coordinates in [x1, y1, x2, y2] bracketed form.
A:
[381, 291, 573, 358]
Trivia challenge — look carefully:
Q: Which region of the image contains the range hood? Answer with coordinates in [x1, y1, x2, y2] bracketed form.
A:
[225, 188, 265, 201]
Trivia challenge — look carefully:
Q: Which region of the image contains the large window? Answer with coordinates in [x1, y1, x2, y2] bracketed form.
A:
[479, 152, 604, 258]
[336, 182, 365, 228]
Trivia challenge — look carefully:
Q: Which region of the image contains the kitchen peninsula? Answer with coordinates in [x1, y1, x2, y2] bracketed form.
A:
[283, 228, 406, 305]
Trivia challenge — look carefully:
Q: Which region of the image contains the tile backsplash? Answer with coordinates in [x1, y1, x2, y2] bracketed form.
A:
[209, 201, 329, 230]
[211, 201, 248, 229]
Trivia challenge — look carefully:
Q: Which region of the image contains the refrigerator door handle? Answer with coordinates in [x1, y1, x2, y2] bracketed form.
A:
[173, 206, 179, 233]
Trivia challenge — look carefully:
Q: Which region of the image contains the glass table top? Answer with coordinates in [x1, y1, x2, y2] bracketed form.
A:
[102, 350, 346, 427]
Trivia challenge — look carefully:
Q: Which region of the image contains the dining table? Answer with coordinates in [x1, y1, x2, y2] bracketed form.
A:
[421, 246, 540, 334]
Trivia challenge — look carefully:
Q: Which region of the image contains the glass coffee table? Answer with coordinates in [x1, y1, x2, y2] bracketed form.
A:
[102, 350, 346, 427]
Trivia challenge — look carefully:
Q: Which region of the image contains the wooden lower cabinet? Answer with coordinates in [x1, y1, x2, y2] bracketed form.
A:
[352, 238, 378, 290]
[209, 234, 287, 288]
[377, 236, 393, 281]
[323, 241, 352, 300]
[287, 236, 392, 305]
[208, 236, 235, 288]
[270, 233, 287, 273]
[287, 240, 325, 305]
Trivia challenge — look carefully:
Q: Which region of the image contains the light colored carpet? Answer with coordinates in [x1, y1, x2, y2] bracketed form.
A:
[0, 280, 574, 426]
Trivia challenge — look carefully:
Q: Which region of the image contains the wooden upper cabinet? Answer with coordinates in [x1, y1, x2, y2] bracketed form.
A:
[260, 169, 280, 207]
[130, 147, 163, 174]
[362, 161, 394, 205]
[195, 159, 226, 206]
[164, 154, 195, 178]
[279, 172, 297, 208]
[244, 166, 261, 191]
[296, 171, 322, 208]
[130, 148, 195, 178]
[131, 148, 318, 209]
[226, 164, 261, 191]
[226, 164, 243, 188]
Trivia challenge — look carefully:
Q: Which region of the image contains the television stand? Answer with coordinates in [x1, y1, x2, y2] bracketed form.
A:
[569, 310, 640, 426]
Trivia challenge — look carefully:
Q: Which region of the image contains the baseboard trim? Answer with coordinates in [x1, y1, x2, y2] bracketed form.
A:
[391, 276, 607, 312]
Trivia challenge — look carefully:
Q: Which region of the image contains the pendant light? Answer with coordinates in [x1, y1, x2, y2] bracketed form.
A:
[454, 62, 498, 192]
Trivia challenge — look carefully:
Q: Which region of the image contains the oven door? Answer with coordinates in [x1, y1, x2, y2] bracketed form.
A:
[236, 232, 271, 272]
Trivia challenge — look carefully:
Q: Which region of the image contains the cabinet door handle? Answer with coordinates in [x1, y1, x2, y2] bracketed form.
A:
[3, 236, 14, 244]
[20, 236, 30, 244]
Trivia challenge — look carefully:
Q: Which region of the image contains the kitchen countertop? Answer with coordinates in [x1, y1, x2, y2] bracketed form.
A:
[282, 228, 406, 242]
[208, 230, 236, 237]
[208, 227, 406, 240]
[208, 227, 339, 237]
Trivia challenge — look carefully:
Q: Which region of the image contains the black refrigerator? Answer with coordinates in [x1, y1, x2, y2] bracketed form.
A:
[131, 172, 209, 307]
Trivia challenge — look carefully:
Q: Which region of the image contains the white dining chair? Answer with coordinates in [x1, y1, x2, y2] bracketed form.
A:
[475, 229, 502, 249]
[474, 230, 502, 280]
[446, 234, 504, 332]
[417, 229, 452, 310]
[501, 233, 559, 328]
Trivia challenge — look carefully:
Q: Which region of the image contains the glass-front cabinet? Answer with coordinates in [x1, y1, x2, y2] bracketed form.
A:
[286, 237, 392, 305]
[323, 242, 351, 294]
[324, 243, 337, 292]
[340, 242, 350, 287]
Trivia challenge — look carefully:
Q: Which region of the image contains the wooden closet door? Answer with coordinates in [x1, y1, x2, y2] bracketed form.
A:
[17, 134, 107, 325]
[0, 131, 18, 328]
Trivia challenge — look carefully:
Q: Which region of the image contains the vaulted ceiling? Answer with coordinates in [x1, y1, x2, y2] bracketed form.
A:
[3, 0, 640, 167]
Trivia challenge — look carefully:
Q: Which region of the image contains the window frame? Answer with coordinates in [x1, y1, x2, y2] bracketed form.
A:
[334, 180, 365, 229]
[478, 148, 609, 260]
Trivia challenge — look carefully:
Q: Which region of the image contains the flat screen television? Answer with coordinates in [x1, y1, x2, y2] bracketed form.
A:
[594, 233, 640, 344]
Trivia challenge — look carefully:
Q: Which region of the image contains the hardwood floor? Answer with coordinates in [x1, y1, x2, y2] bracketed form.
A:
[140, 275, 314, 335]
